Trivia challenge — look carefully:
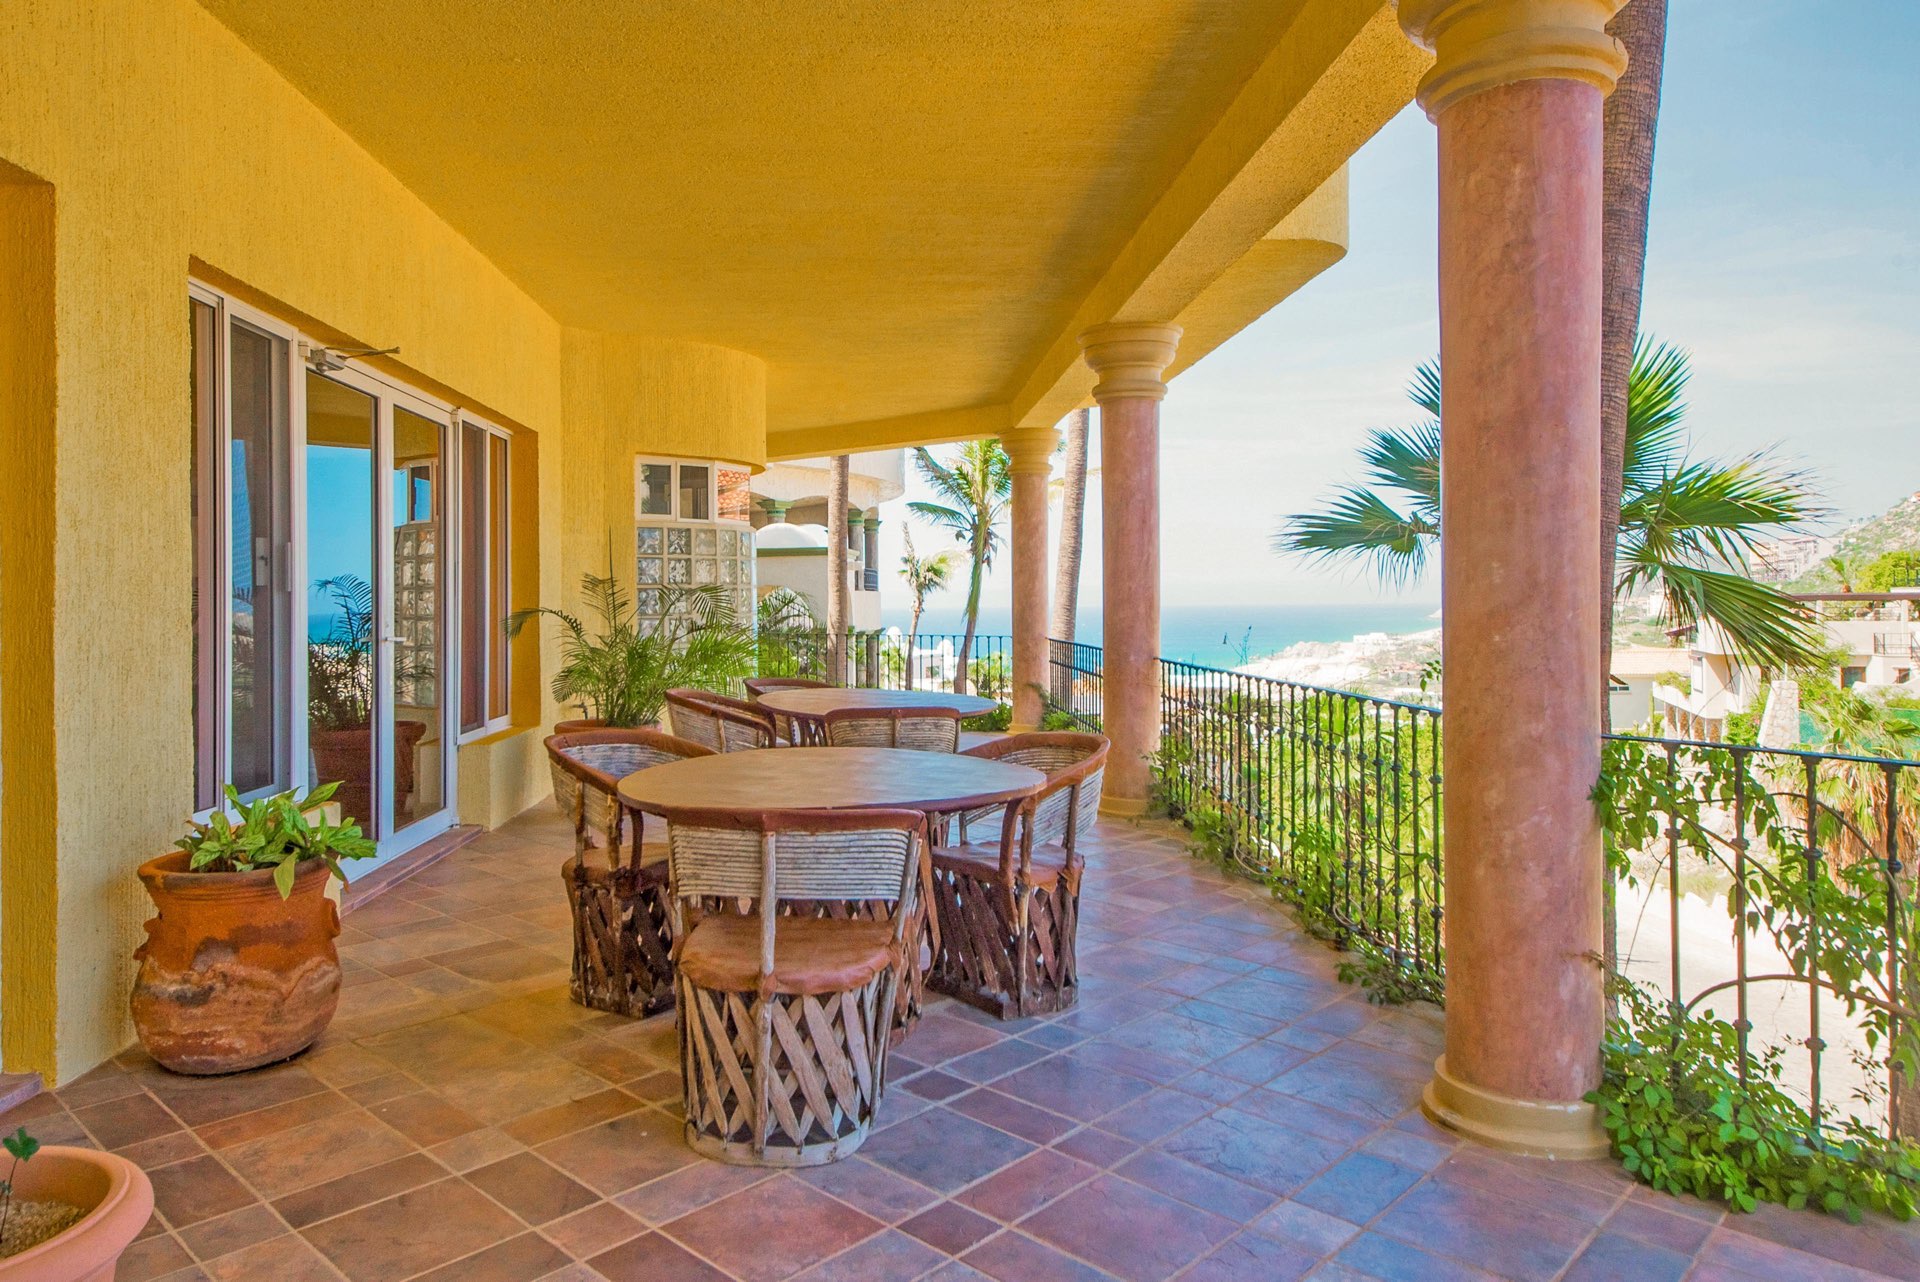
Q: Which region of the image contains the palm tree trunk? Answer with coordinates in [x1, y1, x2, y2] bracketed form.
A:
[826, 455, 850, 681]
[1050, 408, 1090, 707]
[1597, 0, 1668, 731]
[956, 544, 984, 696]
[906, 608, 921, 691]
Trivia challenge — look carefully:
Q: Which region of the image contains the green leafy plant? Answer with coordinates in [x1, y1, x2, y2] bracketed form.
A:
[1590, 975, 1920, 1220]
[308, 575, 376, 732]
[910, 440, 1012, 694]
[178, 782, 377, 898]
[0, 1127, 37, 1248]
[509, 571, 759, 727]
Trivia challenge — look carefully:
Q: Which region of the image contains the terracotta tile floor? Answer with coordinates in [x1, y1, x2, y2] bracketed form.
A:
[12, 806, 1920, 1281]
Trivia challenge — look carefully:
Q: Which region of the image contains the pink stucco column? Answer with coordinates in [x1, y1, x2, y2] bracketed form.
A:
[1003, 427, 1061, 734]
[1401, 0, 1626, 1158]
[1079, 324, 1180, 816]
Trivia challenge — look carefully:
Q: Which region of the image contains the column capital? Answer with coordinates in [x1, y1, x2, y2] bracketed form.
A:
[861, 512, 882, 530]
[1077, 322, 1181, 403]
[1399, 0, 1627, 120]
[1000, 426, 1062, 476]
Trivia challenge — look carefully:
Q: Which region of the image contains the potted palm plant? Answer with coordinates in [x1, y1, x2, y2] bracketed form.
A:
[510, 572, 760, 728]
[132, 784, 376, 1075]
[308, 575, 428, 820]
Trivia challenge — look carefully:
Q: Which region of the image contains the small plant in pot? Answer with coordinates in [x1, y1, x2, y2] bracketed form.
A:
[0, 1126, 153, 1279]
[132, 783, 376, 1075]
[510, 571, 760, 729]
[307, 575, 430, 822]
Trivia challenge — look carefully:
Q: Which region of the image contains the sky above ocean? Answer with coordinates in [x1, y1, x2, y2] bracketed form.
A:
[872, 3, 1918, 621]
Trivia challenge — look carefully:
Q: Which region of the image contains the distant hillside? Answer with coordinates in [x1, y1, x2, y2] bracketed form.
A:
[1784, 491, 1920, 592]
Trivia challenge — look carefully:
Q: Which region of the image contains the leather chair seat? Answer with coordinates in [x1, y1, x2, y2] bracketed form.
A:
[678, 914, 900, 995]
[932, 842, 1071, 890]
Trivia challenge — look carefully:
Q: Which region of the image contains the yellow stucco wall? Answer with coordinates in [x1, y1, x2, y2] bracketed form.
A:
[0, 0, 768, 1082]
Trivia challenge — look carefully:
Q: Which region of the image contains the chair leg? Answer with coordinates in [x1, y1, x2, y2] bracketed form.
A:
[681, 976, 894, 1166]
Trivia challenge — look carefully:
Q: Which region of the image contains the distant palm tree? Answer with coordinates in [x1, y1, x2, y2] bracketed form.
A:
[899, 530, 954, 691]
[1825, 553, 1863, 594]
[1278, 337, 1825, 673]
[826, 455, 850, 680]
[1050, 408, 1091, 706]
[911, 440, 1011, 694]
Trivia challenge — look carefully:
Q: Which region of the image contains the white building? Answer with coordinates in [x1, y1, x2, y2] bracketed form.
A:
[750, 451, 906, 629]
[1653, 592, 1920, 740]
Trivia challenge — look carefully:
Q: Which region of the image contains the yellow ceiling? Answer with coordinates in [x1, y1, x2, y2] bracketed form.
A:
[196, 0, 1421, 443]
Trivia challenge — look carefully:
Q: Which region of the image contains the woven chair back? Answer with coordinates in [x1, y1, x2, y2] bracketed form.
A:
[821, 705, 963, 753]
[667, 809, 924, 910]
[666, 688, 776, 753]
[546, 728, 714, 867]
[958, 732, 1109, 853]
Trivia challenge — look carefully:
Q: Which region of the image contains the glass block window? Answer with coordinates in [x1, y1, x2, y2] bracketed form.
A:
[633, 456, 755, 629]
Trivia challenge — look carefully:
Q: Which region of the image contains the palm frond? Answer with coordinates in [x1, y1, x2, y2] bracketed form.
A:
[1620, 336, 1692, 494]
[1406, 360, 1441, 418]
[1276, 488, 1436, 589]
[1639, 558, 1826, 672]
[1357, 423, 1442, 519]
[1621, 452, 1822, 569]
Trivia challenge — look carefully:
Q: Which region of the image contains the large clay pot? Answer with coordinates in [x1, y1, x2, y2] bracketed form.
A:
[552, 718, 608, 735]
[131, 853, 342, 1075]
[0, 1147, 151, 1281]
[308, 720, 427, 823]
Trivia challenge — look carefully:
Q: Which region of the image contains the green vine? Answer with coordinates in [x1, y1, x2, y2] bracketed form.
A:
[1591, 736, 1920, 1220]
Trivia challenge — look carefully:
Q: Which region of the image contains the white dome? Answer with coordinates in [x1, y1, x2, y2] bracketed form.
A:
[755, 521, 829, 551]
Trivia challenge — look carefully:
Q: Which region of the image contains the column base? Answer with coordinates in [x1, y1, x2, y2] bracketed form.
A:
[1098, 794, 1149, 819]
[1421, 1055, 1610, 1160]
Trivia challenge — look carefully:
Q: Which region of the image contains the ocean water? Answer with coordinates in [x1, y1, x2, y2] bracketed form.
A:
[881, 602, 1439, 669]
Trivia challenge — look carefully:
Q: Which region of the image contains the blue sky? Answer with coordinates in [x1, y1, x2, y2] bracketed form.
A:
[884, 2, 1920, 614]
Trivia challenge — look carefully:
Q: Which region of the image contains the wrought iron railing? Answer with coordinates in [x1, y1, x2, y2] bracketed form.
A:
[757, 628, 1013, 700]
[1603, 732, 1920, 1141]
[1873, 631, 1918, 658]
[1042, 637, 1920, 1143]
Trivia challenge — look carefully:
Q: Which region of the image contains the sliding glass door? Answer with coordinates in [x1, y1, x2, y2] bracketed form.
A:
[302, 368, 453, 848]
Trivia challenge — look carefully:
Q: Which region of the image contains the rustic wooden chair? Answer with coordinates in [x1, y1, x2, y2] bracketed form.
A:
[545, 728, 714, 1017]
[665, 687, 778, 752]
[665, 807, 927, 1166]
[929, 732, 1108, 1018]
[743, 676, 830, 745]
[820, 705, 963, 753]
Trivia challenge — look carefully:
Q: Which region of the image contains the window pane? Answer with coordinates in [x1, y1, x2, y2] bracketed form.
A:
[191, 299, 219, 810]
[489, 432, 510, 721]
[459, 424, 487, 734]
[228, 320, 289, 798]
[306, 372, 378, 833]
[717, 466, 751, 523]
[392, 407, 445, 834]
[638, 462, 673, 515]
[679, 464, 710, 521]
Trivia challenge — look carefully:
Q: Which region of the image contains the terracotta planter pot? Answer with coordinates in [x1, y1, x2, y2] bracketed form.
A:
[0, 1147, 151, 1282]
[131, 853, 342, 1075]
[308, 720, 427, 824]
[551, 718, 608, 736]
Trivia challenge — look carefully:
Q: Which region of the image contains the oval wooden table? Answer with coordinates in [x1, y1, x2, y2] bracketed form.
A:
[754, 687, 1001, 746]
[617, 745, 1040, 818]
[618, 746, 1044, 1042]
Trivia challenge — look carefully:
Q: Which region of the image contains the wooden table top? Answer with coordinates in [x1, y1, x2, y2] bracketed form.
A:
[616, 747, 1043, 818]
[754, 687, 1001, 718]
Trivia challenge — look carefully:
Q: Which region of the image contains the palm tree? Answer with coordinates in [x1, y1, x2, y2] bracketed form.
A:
[1278, 337, 1826, 673]
[899, 530, 954, 691]
[1599, 0, 1669, 727]
[1050, 408, 1091, 706]
[826, 455, 850, 680]
[911, 440, 1011, 694]
[1825, 553, 1863, 594]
